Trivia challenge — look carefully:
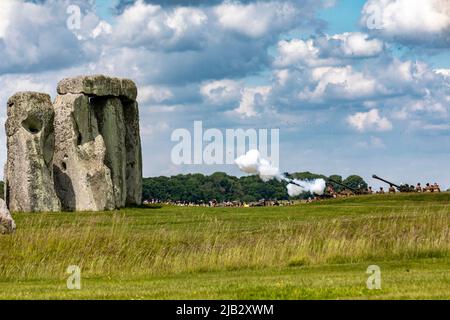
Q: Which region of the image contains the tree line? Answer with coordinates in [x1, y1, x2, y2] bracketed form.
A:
[0, 173, 368, 203]
[142, 172, 368, 203]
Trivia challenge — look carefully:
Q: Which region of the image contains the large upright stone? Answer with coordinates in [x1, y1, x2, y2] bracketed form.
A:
[92, 97, 127, 208]
[53, 93, 115, 211]
[4, 92, 61, 213]
[123, 101, 143, 205]
[56, 75, 143, 209]
[0, 198, 16, 234]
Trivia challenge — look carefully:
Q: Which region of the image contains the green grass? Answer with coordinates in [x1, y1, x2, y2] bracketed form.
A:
[0, 193, 449, 300]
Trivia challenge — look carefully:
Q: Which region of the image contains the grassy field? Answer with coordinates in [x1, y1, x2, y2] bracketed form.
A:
[0, 193, 449, 299]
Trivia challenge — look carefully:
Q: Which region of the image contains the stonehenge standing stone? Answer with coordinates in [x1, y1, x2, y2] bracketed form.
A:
[53, 93, 115, 211]
[54, 75, 143, 210]
[123, 101, 143, 205]
[92, 97, 127, 208]
[0, 198, 16, 234]
[4, 76, 142, 213]
[4, 92, 61, 213]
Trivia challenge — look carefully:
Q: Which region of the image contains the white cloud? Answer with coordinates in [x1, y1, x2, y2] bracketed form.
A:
[347, 109, 393, 132]
[275, 38, 335, 68]
[233, 86, 272, 117]
[361, 0, 450, 46]
[167, 7, 208, 36]
[435, 69, 450, 77]
[113, 0, 208, 50]
[371, 60, 444, 100]
[299, 66, 381, 102]
[215, 1, 298, 38]
[139, 85, 174, 104]
[69, 9, 111, 41]
[327, 32, 384, 57]
[0, 0, 101, 73]
[87, 1, 282, 85]
[0, 0, 15, 39]
[274, 32, 384, 69]
[200, 79, 241, 105]
[410, 100, 447, 114]
[114, 0, 161, 43]
[91, 21, 113, 39]
[274, 69, 290, 86]
[0, 74, 54, 103]
[140, 121, 170, 138]
[394, 98, 448, 120]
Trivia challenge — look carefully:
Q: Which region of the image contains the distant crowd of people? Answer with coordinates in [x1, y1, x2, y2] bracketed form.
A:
[142, 199, 297, 208]
[416, 183, 442, 193]
[368, 182, 441, 194]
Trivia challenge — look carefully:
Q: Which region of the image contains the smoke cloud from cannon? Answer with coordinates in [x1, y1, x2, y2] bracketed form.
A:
[234, 149, 326, 196]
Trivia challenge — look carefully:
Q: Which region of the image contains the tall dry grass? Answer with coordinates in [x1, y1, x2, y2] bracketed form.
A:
[0, 208, 448, 281]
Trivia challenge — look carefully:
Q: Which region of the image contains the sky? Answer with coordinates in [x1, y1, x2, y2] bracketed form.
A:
[0, 0, 450, 190]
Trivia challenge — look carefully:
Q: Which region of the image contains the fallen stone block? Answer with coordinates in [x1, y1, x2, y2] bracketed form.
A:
[0, 198, 16, 234]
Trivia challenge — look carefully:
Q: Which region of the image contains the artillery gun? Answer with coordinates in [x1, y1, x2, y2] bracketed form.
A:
[327, 178, 358, 193]
[327, 178, 369, 195]
[287, 178, 367, 197]
[372, 175, 415, 193]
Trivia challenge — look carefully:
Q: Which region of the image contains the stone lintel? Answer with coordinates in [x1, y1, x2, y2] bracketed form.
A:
[57, 75, 137, 102]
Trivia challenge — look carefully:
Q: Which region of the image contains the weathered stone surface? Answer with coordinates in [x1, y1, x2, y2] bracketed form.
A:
[120, 79, 138, 101]
[53, 93, 115, 211]
[92, 97, 127, 208]
[5, 92, 61, 213]
[5, 76, 142, 213]
[57, 75, 137, 101]
[0, 198, 16, 234]
[123, 101, 143, 205]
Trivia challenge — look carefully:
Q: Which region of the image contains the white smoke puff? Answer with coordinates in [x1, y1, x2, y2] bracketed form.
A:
[258, 158, 281, 182]
[310, 179, 326, 195]
[287, 179, 326, 197]
[235, 149, 280, 181]
[235, 149, 261, 174]
[235, 149, 327, 197]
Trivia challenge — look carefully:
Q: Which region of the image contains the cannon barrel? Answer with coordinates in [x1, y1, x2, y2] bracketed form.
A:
[288, 180, 300, 187]
[287, 178, 359, 193]
[372, 175, 401, 189]
[327, 178, 359, 193]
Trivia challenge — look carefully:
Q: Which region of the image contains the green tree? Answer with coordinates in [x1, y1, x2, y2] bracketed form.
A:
[343, 175, 368, 191]
[291, 171, 326, 181]
[328, 175, 343, 192]
[0, 181, 4, 200]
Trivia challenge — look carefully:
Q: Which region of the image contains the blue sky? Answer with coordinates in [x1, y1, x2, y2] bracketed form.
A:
[319, 0, 367, 34]
[1, 0, 450, 190]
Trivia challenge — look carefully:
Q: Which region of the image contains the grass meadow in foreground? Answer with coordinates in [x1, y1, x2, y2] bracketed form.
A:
[0, 193, 449, 299]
